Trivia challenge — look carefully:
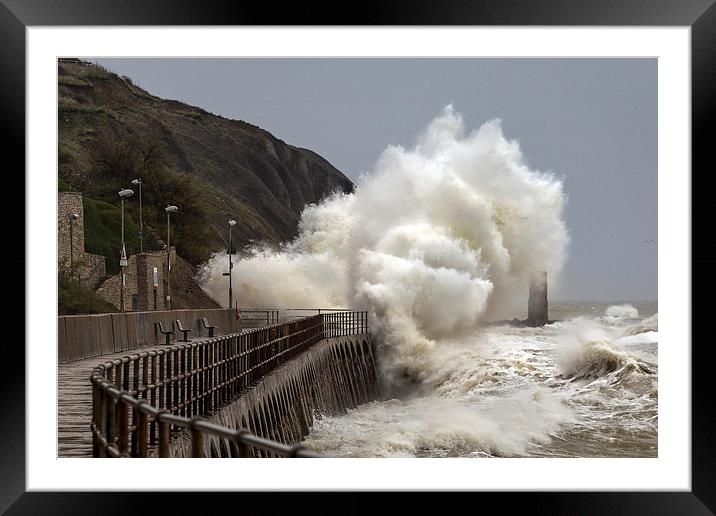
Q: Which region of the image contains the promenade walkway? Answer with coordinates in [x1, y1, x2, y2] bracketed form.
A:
[58, 311, 368, 458]
[58, 342, 187, 457]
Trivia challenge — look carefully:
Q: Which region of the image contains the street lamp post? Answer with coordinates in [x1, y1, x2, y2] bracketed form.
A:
[228, 219, 236, 308]
[165, 205, 178, 310]
[131, 178, 143, 253]
[69, 213, 79, 282]
[118, 189, 134, 312]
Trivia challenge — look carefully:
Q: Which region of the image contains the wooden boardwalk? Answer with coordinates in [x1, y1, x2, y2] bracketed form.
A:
[58, 343, 174, 458]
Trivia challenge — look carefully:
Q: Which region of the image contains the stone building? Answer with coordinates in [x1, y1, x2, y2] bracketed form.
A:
[97, 247, 176, 311]
[58, 191, 106, 288]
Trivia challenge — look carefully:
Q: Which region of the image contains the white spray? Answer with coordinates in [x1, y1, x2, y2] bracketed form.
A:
[199, 106, 569, 385]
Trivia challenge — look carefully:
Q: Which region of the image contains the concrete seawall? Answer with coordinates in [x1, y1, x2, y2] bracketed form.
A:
[171, 334, 379, 457]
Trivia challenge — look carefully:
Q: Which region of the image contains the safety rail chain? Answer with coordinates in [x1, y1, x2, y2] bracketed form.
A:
[89, 311, 369, 458]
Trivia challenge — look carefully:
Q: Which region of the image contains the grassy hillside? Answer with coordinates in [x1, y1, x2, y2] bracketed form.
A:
[83, 197, 140, 275]
[58, 59, 354, 267]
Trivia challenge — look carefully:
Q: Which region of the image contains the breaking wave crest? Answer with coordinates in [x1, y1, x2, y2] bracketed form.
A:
[196, 107, 657, 458]
[556, 318, 656, 386]
[199, 106, 569, 386]
[560, 339, 654, 383]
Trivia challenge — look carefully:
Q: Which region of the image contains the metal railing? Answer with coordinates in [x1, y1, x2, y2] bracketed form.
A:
[278, 308, 352, 322]
[239, 308, 356, 325]
[237, 309, 280, 328]
[90, 311, 369, 458]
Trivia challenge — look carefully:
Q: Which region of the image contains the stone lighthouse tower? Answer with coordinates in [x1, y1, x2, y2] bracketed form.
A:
[527, 271, 548, 326]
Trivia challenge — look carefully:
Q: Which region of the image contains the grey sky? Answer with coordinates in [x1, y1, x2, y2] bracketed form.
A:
[92, 58, 657, 302]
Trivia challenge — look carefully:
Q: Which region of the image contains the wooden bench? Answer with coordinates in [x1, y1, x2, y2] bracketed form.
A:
[156, 321, 174, 345]
[174, 319, 191, 342]
[200, 317, 217, 337]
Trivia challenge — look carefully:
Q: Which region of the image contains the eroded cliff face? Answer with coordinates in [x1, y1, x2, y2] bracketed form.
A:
[58, 58, 354, 267]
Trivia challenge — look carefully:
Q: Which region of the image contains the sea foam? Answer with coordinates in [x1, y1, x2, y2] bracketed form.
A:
[199, 106, 569, 386]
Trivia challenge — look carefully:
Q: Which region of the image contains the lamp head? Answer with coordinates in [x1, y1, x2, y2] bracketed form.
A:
[228, 219, 236, 226]
[131, 178, 141, 185]
[70, 213, 80, 220]
[118, 189, 134, 198]
[165, 205, 179, 213]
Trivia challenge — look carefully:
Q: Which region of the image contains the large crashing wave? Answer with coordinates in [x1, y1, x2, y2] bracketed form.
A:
[555, 314, 656, 385]
[199, 106, 569, 385]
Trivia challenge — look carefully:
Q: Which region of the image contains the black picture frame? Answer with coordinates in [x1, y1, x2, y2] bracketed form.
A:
[6, 0, 712, 513]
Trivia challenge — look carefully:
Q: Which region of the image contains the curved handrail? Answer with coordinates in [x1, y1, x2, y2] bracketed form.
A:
[89, 311, 369, 458]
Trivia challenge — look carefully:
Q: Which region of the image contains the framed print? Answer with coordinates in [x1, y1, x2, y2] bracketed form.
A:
[6, 0, 713, 513]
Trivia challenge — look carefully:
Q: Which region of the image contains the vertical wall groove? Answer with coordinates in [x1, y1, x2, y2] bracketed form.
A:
[171, 335, 379, 457]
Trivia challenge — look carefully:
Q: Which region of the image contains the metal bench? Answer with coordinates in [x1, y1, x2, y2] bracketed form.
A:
[200, 317, 217, 337]
[156, 321, 174, 345]
[174, 319, 191, 342]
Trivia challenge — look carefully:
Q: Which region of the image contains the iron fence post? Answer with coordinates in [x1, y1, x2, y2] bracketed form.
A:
[191, 418, 205, 458]
[235, 431, 253, 457]
[158, 411, 171, 457]
[137, 407, 148, 458]
[118, 401, 129, 457]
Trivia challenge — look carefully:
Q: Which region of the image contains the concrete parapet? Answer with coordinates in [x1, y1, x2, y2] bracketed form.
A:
[97, 315, 114, 355]
[59, 308, 238, 363]
[110, 313, 128, 353]
[57, 317, 68, 361]
[68, 315, 101, 360]
[126, 315, 138, 350]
